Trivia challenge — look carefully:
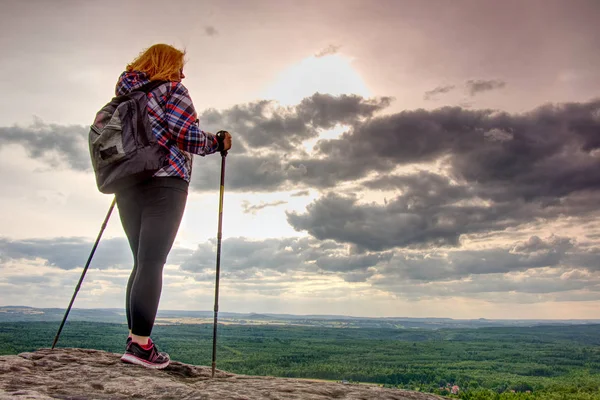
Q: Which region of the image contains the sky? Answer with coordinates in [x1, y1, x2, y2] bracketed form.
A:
[1, 0, 600, 319]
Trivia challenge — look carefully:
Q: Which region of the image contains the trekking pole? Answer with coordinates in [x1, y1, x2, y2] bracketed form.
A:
[51, 197, 117, 349]
[212, 132, 228, 378]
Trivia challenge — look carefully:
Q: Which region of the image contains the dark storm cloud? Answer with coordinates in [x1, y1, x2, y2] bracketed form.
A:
[189, 93, 392, 192]
[297, 93, 393, 129]
[465, 79, 506, 96]
[286, 189, 491, 251]
[287, 174, 600, 253]
[315, 44, 342, 58]
[288, 100, 600, 249]
[197, 93, 392, 153]
[5, 96, 600, 252]
[0, 119, 89, 170]
[208, 100, 316, 152]
[287, 172, 563, 252]
[424, 85, 456, 100]
[0, 237, 132, 270]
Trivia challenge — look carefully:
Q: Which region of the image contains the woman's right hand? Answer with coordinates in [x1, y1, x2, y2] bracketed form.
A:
[216, 130, 232, 152]
[222, 131, 232, 151]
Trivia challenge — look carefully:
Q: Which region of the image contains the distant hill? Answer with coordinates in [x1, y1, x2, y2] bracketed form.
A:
[1, 306, 598, 329]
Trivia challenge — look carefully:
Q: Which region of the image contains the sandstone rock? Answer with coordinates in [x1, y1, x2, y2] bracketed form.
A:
[0, 348, 447, 399]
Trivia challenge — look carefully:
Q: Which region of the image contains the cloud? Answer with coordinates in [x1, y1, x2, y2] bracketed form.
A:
[284, 100, 600, 249]
[297, 93, 392, 129]
[176, 237, 406, 285]
[241, 200, 287, 214]
[179, 237, 343, 280]
[287, 169, 600, 253]
[424, 80, 506, 100]
[0, 118, 89, 171]
[0, 237, 132, 270]
[424, 85, 456, 100]
[316, 251, 393, 273]
[205, 26, 218, 36]
[315, 44, 342, 58]
[466, 79, 506, 96]
[5, 98, 600, 258]
[287, 169, 528, 251]
[287, 189, 485, 252]
[197, 93, 392, 154]
[483, 128, 513, 142]
[291, 190, 310, 197]
[511, 235, 573, 254]
[190, 154, 301, 193]
[0, 92, 391, 182]
[384, 235, 584, 282]
[358, 234, 600, 300]
[188, 93, 392, 192]
[0, 93, 389, 194]
[372, 270, 600, 302]
[3, 234, 599, 302]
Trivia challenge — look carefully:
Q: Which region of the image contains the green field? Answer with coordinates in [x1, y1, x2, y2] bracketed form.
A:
[1, 321, 599, 399]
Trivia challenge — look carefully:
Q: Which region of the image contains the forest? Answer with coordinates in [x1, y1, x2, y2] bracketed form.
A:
[0, 321, 599, 399]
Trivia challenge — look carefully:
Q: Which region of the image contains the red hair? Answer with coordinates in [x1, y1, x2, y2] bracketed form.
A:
[126, 44, 186, 81]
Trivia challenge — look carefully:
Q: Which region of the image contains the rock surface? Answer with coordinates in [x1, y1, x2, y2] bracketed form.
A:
[0, 348, 447, 399]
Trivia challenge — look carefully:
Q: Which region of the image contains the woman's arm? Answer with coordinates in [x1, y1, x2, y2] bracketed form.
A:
[165, 82, 220, 156]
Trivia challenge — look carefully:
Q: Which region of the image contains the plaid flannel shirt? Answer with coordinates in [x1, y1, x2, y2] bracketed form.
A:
[115, 71, 220, 182]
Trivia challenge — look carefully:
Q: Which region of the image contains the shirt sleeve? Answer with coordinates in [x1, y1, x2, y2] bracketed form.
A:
[165, 82, 220, 156]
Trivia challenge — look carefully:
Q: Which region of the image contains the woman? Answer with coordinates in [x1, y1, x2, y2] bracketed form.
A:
[114, 44, 232, 369]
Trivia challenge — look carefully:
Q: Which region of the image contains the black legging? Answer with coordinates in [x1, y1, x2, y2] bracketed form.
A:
[115, 176, 188, 336]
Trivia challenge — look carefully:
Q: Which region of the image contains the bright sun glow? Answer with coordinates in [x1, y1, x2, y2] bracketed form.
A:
[261, 54, 371, 106]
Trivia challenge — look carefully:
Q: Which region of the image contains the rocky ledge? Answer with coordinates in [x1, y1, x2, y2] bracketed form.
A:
[0, 348, 447, 399]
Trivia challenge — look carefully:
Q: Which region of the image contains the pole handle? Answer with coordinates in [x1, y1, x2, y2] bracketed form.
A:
[216, 131, 229, 157]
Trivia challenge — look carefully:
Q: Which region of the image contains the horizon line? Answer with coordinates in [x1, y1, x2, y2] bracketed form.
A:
[2, 305, 599, 322]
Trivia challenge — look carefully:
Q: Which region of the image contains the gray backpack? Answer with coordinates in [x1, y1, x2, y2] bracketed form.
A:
[88, 80, 169, 194]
